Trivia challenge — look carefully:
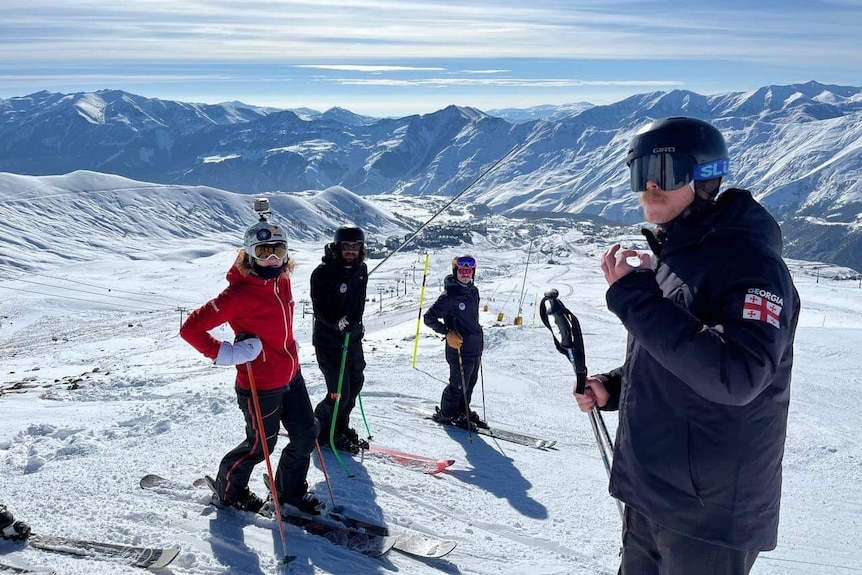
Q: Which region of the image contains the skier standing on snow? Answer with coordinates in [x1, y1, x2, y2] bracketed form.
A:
[311, 225, 369, 453]
[424, 255, 487, 431]
[0, 505, 30, 541]
[575, 117, 800, 574]
[180, 214, 322, 515]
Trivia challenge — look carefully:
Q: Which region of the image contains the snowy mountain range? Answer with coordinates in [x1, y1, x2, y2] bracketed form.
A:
[1, 82, 861, 270]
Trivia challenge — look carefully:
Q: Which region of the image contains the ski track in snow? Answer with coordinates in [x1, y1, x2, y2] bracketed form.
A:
[1, 237, 861, 575]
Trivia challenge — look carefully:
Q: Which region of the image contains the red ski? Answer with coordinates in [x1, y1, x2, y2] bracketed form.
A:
[363, 444, 455, 475]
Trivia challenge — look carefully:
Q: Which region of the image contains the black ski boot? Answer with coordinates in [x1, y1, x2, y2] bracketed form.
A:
[281, 492, 325, 515]
[0, 505, 31, 541]
[451, 413, 478, 432]
[469, 410, 489, 429]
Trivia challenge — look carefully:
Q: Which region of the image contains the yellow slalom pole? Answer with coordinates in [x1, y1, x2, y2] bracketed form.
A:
[411, 253, 432, 368]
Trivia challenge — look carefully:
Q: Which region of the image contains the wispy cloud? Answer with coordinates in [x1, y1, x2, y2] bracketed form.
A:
[333, 78, 684, 88]
[295, 65, 446, 72]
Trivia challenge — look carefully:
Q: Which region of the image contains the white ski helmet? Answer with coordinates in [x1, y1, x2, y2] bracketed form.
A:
[243, 220, 288, 261]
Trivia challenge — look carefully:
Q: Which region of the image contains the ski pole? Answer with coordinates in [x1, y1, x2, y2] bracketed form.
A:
[356, 392, 372, 441]
[455, 346, 473, 442]
[246, 361, 295, 568]
[479, 359, 487, 424]
[314, 439, 337, 510]
[328, 332, 353, 477]
[539, 289, 624, 521]
[280, 427, 338, 511]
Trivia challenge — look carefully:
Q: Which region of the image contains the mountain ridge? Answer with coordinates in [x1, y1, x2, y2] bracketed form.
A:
[1, 81, 860, 270]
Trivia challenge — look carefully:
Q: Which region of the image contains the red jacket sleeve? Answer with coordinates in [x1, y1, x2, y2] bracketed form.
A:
[179, 289, 238, 360]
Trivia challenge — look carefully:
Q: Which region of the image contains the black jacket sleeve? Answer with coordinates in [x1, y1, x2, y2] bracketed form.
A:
[606, 264, 798, 407]
[423, 293, 451, 335]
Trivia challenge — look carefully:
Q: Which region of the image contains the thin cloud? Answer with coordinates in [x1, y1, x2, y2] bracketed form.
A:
[335, 78, 685, 88]
[295, 65, 446, 72]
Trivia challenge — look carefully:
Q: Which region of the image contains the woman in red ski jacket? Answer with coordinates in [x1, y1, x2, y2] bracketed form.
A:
[180, 217, 322, 515]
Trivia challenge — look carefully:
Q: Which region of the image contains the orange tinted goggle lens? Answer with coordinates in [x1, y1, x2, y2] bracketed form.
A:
[254, 242, 287, 260]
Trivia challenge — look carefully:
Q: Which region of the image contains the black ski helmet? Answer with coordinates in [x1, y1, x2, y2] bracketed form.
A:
[626, 117, 729, 197]
[334, 225, 365, 244]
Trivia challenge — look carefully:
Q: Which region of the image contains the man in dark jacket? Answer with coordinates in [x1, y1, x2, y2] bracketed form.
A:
[575, 117, 800, 575]
[311, 225, 369, 453]
[424, 255, 486, 431]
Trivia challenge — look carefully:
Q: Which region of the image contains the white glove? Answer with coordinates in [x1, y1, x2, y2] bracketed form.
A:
[337, 316, 350, 332]
[215, 338, 263, 366]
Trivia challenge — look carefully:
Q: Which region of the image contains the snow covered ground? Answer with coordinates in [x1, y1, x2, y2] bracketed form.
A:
[1, 206, 861, 574]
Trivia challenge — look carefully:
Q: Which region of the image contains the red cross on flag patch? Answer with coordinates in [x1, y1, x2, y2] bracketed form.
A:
[742, 289, 783, 329]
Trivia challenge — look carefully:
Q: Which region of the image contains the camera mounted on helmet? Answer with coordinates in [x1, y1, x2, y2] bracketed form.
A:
[626, 117, 730, 198]
[243, 197, 289, 275]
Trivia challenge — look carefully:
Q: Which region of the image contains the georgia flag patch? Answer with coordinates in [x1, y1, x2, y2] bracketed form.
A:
[742, 288, 783, 329]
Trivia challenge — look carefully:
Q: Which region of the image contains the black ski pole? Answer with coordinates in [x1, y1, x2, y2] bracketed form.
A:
[539, 289, 623, 521]
[455, 346, 473, 443]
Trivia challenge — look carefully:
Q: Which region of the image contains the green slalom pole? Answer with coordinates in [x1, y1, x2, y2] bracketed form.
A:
[328, 332, 353, 477]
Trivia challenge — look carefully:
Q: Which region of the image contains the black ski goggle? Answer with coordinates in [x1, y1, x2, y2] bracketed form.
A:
[629, 153, 729, 192]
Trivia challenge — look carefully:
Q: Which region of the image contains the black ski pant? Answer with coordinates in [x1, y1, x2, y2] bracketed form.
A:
[439, 349, 481, 419]
[619, 507, 759, 575]
[216, 372, 316, 503]
[313, 342, 365, 440]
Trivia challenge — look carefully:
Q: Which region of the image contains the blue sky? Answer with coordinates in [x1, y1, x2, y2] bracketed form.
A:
[2, 0, 862, 117]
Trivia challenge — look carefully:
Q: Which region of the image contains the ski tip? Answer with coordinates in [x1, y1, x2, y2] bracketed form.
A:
[141, 547, 181, 569]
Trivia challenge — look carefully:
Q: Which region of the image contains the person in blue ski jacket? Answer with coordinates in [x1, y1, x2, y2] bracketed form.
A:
[423, 254, 486, 430]
[575, 117, 800, 575]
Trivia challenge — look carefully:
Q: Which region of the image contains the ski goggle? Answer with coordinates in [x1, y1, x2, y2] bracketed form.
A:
[629, 153, 729, 192]
[252, 242, 288, 261]
[453, 256, 476, 269]
[340, 241, 363, 252]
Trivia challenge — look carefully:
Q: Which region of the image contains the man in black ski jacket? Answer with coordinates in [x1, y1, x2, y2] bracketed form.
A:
[311, 225, 369, 453]
[575, 117, 800, 575]
[424, 254, 486, 430]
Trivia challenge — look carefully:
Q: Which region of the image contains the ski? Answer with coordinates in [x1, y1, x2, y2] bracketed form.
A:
[141, 474, 394, 558]
[28, 534, 179, 569]
[0, 561, 54, 574]
[140, 474, 456, 559]
[260, 473, 457, 559]
[363, 444, 455, 474]
[395, 403, 557, 449]
[278, 501, 457, 559]
[283, 431, 455, 475]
